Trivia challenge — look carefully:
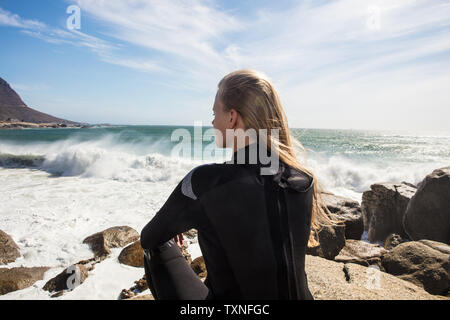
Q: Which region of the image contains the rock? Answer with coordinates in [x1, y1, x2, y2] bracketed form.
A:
[0, 267, 50, 295]
[334, 239, 388, 270]
[183, 229, 198, 239]
[305, 254, 446, 300]
[182, 230, 199, 245]
[419, 239, 450, 254]
[83, 226, 140, 259]
[0, 76, 82, 126]
[320, 193, 364, 240]
[306, 223, 346, 260]
[381, 240, 450, 295]
[191, 256, 207, 278]
[128, 294, 155, 300]
[403, 167, 450, 245]
[120, 288, 136, 300]
[0, 230, 20, 265]
[43, 264, 89, 293]
[50, 290, 65, 298]
[42, 258, 98, 297]
[384, 233, 405, 250]
[119, 275, 149, 300]
[361, 182, 416, 243]
[133, 276, 148, 292]
[119, 241, 144, 267]
[401, 181, 417, 188]
[77, 257, 99, 270]
[180, 242, 192, 265]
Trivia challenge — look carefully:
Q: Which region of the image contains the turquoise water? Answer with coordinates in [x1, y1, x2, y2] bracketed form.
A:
[0, 125, 449, 201]
[1, 125, 449, 161]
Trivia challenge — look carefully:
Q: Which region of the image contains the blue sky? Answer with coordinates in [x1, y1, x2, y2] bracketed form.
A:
[1, 0, 449, 131]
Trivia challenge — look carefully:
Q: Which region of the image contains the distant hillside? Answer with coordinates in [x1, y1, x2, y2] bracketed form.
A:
[0, 77, 81, 125]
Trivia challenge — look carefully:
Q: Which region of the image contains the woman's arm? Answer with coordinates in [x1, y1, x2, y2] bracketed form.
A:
[140, 177, 203, 250]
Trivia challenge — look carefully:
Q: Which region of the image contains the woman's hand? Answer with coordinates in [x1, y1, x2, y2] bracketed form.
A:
[173, 233, 184, 248]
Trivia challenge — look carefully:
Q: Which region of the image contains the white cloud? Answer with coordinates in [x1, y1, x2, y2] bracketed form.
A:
[71, 0, 245, 89]
[1, 0, 449, 129]
[70, 0, 450, 89]
[0, 6, 116, 55]
[100, 56, 169, 73]
[0, 7, 45, 29]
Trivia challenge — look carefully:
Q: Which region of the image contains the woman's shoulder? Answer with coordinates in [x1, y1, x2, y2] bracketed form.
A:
[180, 162, 252, 200]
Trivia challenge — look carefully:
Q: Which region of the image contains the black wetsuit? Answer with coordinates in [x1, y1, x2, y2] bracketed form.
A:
[140, 142, 315, 300]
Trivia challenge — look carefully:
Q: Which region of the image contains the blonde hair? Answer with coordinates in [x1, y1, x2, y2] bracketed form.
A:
[217, 69, 343, 247]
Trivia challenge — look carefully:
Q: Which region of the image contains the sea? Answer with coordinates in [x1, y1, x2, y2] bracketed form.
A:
[0, 125, 449, 299]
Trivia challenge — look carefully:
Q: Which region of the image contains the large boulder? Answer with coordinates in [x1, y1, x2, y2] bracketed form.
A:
[305, 255, 446, 300]
[43, 264, 89, 293]
[381, 240, 449, 295]
[403, 167, 450, 244]
[334, 239, 388, 270]
[0, 230, 20, 265]
[306, 223, 346, 260]
[83, 226, 140, 259]
[0, 267, 50, 295]
[306, 225, 345, 260]
[320, 192, 364, 240]
[361, 182, 416, 243]
[119, 241, 144, 268]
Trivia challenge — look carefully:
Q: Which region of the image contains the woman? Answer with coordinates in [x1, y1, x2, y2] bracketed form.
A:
[140, 69, 340, 300]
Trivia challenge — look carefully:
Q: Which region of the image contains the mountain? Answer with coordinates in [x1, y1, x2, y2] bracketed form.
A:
[0, 77, 81, 125]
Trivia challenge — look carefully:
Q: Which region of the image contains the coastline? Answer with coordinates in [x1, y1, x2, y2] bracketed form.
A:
[0, 121, 100, 130]
[0, 121, 88, 130]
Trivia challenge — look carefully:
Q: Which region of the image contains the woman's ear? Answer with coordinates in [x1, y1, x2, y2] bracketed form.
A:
[229, 109, 239, 129]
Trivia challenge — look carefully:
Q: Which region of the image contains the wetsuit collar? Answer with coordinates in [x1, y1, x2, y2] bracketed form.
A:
[226, 142, 314, 192]
[228, 142, 264, 165]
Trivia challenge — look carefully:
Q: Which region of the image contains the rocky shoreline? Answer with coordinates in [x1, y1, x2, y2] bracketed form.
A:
[0, 120, 92, 130]
[0, 166, 449, 299]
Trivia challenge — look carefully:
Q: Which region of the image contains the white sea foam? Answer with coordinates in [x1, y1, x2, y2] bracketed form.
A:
[303, 153, 448, 203]
[0, 164, 203, 300]
[0, 133, 208, 182]
[0, 133, 448, 299]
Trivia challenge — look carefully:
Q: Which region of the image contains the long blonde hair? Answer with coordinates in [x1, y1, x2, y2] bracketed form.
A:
[217, 69, 342, 247]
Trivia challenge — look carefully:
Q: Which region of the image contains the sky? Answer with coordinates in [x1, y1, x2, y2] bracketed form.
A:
[0, 0, 449, 131]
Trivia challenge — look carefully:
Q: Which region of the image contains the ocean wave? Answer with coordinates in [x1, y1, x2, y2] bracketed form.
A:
[0, 134, 205, 182]
[0, 132, 448, 194]
[40, 148, 200, 182]
[0, 153, 45, 168]
[304, 153, 449, 202]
